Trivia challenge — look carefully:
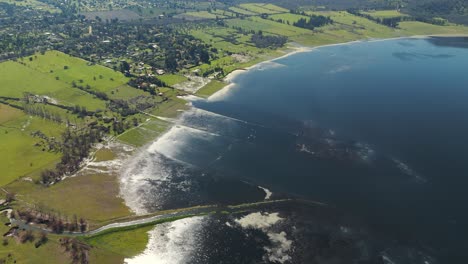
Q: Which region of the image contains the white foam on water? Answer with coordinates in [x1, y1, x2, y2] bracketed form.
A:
[391, 158, 427, 183]
[147, 125, 221, 161]
[264, 231, 293, 264]
[125, 216, 206, 264]
[119, 148, 192, 214]
[235, 212, 282, 229]
[234, 212, 293, 263]
[258, 186, 272, 200]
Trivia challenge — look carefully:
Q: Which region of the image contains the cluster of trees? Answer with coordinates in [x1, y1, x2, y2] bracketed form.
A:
[347, 9, 412, 28]
[60, 237, 90, 264]
[31, 130, 61, 152]
[23, 104, 63, 123]
[106, 99, 139, 117]
[250, 32, 287, 49]
[41, 127, 104, 185]
[16, 209, 87, 234]
[405, 0, 468, 25]
[293, 15, 333, 30]
[128, 76, 167, 95]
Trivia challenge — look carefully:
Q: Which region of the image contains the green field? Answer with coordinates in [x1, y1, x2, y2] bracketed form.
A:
[0, 104, 63, 186]
[229, 6, 257, 15]
[269, 13, 311, 24]
[157, 74, 188, 86]
[0, 60, 106, 110]
[117, 118, 170, 147]
[85, 225, 153, 258]
[399, 21, 468, 35]
[362, 10, 410, 19]
[196, 80, 227, 98]
[24, 51, 130, 94]
[239, 3, 288, 14]
[6, 172, 131, 225]
[184, 11, 225, 19]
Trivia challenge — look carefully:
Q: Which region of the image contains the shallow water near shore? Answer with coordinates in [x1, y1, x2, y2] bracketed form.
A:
[122, 37, 468, 263]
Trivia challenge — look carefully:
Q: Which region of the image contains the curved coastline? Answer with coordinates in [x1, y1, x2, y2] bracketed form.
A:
[208, 34, 467, 101]
[118, 33, 468, 216]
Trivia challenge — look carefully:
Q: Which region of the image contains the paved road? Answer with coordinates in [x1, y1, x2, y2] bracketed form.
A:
[8, 199, 294, 237]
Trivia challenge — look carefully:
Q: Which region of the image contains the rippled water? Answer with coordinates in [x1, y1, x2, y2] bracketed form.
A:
[121, 37, 468, 263]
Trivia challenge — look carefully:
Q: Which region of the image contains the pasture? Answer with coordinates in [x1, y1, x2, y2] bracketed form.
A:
[0, 104, 63, 186]
[0, 60, 106, 110]
[24, 51, 129, 94]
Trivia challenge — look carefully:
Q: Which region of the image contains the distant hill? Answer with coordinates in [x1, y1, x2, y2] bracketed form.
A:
[404, 0, 468, 25]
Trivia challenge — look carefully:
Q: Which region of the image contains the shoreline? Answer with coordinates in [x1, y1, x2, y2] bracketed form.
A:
[116, 33, 468, 215]
[208, 33, 468, 101]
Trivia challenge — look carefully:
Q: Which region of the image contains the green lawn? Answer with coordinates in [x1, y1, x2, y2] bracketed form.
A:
[85, 225, 153, 258]
[158, 74, 188, 86]
[196, 80, 227, 98]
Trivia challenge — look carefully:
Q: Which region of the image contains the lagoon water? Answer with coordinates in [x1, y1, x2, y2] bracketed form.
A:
[123, 37, 468, 263]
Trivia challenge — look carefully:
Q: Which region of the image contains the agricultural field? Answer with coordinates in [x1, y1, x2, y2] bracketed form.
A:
[24, 51, 130, 94]
[0, 60, 106, 111]
[361, 10, 410, 19]
[269, 13, 311, 24]
[184, 11, 226, 19]
[0, 104, 63, 186]
[398, 21, 468, 35]
[6, 172, 131, 226]
[239, 3, 288, 14]
[228, 6, 257, 16]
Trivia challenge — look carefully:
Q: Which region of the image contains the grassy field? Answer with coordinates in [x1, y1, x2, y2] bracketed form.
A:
[196, 80, 227, 98]
[6, 172, 131, 226]
[158, 74, 188, 86]
[24, 51, 129, 94]
[0, 60, 106, 111]
[184, 11, 225, 19]
[85, 225, 153, 258]
[228, 6, 257, 15]
[362, 10, 410, 19]
[0, 104, 63, 186]
[0, 213, 69, 263]
[269, 13, 310, 24]
[399, 21, 468, 35]
[239, 3, 288, 14]
[117, 118, 170, 147]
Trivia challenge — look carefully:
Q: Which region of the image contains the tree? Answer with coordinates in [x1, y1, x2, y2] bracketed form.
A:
[200, 49, 210, 64]
[119, 61, 130, 73]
